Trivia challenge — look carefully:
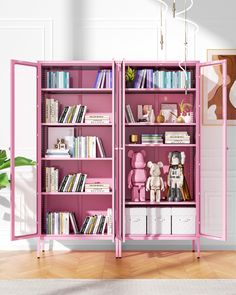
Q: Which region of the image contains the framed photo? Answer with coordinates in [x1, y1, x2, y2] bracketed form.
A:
[204, 49, 236, 125]
[160, 103, 178, 123]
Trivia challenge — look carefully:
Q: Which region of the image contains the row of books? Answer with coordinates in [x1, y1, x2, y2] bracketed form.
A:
[80, 209, 112, 234]
[165, 131, 190, 144]
[141, 134, 164, 144]
[46, 71, 70, 88]
[133, 69, 192, 89]
[84, 183, 110, 193]
[74, 136, 106, 158]
[46, 212, 79, 235]
[125, 105, 135, 123]
[45, 98, 59, 123]
[94, 70, 112, 88]
[58, 173, 87, 192]
[45, 167, 59, 192]
[59, 105, 87, 123]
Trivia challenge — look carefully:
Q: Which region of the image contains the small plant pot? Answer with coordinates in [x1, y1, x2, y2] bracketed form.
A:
[126, 81, 134, 88]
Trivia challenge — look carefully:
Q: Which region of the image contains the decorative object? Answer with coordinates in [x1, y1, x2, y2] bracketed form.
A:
[183, 112, 193, 123]
[176, 99, 192, 123]
[129, 134, 139, 144]
[149, 109, 155, 123]
[146, 161, 165, 202]
[127, 150, 147, 202]
[137, 104, 152, 122]
[167, 151, 191, 202]
[125, 66, 136, 88]
[205, 49, 236, 125]
[156, 110, 165, 123]
[161, 103, 177, 123]
[0, 149, 36, 190]
[55, 138, 67, 149]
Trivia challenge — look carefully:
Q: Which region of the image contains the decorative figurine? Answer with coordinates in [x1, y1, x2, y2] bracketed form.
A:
[146, 161, 165, 202]
[167, 151, 191, 202]
[54, 138, 67, 149]
[127, 150, 147, 202]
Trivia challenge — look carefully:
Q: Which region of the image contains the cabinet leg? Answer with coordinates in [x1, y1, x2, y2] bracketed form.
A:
[192, 240, 195, 252]
[118, 239, 122, 258]
[41, 238, 45, 253]
[37, 239, 41, 259]
[115, 238, 122, 259]
[196, 238, 200, 259]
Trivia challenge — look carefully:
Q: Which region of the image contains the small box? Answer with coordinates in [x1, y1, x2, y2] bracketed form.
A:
[171, 207, 196, 235]
[125, 208, 147, 235]
[147, 207, 171, 235]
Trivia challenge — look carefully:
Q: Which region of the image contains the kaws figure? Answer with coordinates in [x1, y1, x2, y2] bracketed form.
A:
[146, 161, 165, 202]
[167, 151, 190, 202]
[127, 150, 147, 202]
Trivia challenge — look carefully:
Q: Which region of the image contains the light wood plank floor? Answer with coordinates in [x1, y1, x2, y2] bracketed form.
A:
[0, 251, 236, 279]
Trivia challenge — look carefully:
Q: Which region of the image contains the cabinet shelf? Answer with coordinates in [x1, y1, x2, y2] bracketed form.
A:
[42, 192, 112, 196]
[125, 144, 196, 147]
[125, 88, 196, 94]
[42, 234, 113, 240]
[42, 88, 112, 94]
[125, 201, 196, 206]
[42, 123, 112, 127]
[41, 157, 112, 161]
[125, 123, 196, 126]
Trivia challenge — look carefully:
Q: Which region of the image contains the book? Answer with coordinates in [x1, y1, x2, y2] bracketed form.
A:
[125, 105, 135, 123]
[96, 137, 106, 158]
[69, 213, 79, 234]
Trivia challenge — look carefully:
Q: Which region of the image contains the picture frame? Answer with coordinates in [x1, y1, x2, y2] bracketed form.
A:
[204, 49, 236, 125]
[160, 103, 178, 123]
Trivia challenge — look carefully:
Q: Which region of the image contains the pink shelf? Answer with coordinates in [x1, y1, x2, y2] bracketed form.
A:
[42, 234, 112, 240]
[42, 123, 112, 127]
[125, 234, 197, 241]
[42, 192, 112, 196]
[125, 201, 196, 206]
[126, 88, 196, 93]
[126, 144, 196, 147]
[125, 123, 196, 126]
[41, 88, 112, 94]
[41, 157, 112, 161]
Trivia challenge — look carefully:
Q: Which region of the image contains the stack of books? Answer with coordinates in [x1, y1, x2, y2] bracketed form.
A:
[58, 105, 87, 123]
[45, 149, 71, 158]
[85, 183, 110, 193]
[165, 131, 190, 144]
[46, 71, 70, 88]
[133, 69, 192, 89]
[141, 134, 164, 144]
[58, 173, 87, 192]
[73, 136, 106, 158]
[84, 114, 110, 124]
[125, 105, 135, 123]
[45, 167, 59, 192]
[80, 209, 112, 235]
[94, 70, 112, 88]
[46, 212, 79, 235]
[45, 98, 59, 123]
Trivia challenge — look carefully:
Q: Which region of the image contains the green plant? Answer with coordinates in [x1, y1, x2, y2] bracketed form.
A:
[0, 149, 36, 190]
[125, 66, 136, 82]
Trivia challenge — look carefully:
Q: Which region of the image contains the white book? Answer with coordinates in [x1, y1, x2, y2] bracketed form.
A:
[81, 105, 87, 123]
[126, 105, 135, 123]
[80, 174, 87, 192]
[50, 167, 55, 192]
[107, 208, 112, 235]
[93, 215, 102, 234]
[81, 136, 86, 158]
[102, 216, 108, 234]
[45, 99, 50, 123]
[69, 213, 79, 234]
[72, 173, 81, 192]
[63, 174, 72, 192]
[96, 137, 106, 158]
[64, 212, 70, 235]
[84, 216, 93, 234]
[100, 71, 106, 88]
[54, 212, 58, 235]
[45, 167, 51, 192]
[72, 105, 81, 123]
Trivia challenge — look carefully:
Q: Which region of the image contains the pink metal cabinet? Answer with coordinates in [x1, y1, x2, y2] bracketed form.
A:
[119, 60, 227, 258]
[11, 60, 117, 258]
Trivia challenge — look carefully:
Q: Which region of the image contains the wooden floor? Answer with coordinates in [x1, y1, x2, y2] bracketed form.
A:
[0, 251, 236, 279]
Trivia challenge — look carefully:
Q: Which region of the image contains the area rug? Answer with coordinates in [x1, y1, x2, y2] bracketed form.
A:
[0, 279, 236, 295]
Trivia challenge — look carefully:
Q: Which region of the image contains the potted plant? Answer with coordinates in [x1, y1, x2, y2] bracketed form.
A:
[0, 149, 36, 190]
[177, 99, 192, 123]
[125, 66, 136, 88]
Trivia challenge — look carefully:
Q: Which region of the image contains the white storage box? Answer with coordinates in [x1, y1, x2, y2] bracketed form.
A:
[147, 207, 171, 235]
[125, 208, 147, 235]
[171, 207, 196, 235]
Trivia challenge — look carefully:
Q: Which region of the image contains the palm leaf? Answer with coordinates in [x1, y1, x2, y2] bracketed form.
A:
[0, 157, 36, 170]
[0, 173, 9, 189]
[0, 150, 7, 166]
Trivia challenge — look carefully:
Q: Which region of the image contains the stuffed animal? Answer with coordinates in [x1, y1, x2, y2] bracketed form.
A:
[167, 151, 191, 202]
[127, 150, 147, 202]
[146, 161, 165, 202]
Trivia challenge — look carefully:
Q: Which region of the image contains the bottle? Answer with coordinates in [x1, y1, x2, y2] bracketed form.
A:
[149, 109, 155, 123]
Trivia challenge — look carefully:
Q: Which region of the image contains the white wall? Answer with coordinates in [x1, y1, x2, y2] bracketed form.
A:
[0, 0, 235, 250]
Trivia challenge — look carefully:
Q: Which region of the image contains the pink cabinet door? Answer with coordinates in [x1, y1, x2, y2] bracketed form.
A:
[199, 60, 227, 241]
[10, 60, 40, 240]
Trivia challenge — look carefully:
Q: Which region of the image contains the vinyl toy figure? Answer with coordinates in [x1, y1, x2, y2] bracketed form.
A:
[146, 161, 165, 202]
[127, 150, 147, 202]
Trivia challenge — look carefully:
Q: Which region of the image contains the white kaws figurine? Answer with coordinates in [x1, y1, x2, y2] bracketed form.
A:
[146, 161, 165, 202]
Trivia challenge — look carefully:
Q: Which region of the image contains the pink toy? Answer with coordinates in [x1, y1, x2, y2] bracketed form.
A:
[127, 150, 147, 202]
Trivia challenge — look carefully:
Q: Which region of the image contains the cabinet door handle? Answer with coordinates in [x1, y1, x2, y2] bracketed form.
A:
[179, 218, 191, 222]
